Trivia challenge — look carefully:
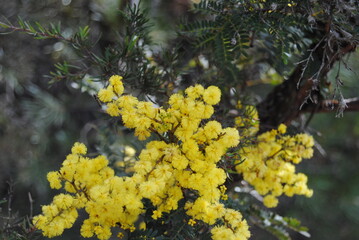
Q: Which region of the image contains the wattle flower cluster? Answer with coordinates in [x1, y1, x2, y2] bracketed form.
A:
[33, 75, 250, 240]
[32, 143, 143, 239]
[236, 123, 314, 208]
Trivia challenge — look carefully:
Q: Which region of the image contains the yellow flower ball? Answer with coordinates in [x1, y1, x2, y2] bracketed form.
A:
[98, 86, 115, 102]
[71, 142, 87, 155]
[109, 75, 124, 95]
[263, 194, 279, 208]
[203, 86, 221, 105]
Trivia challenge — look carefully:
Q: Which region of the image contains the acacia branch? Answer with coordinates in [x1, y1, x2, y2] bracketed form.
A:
[257, 24, 357, 132]
[304, 97, 359, 113]
[0, 20, 70, 41]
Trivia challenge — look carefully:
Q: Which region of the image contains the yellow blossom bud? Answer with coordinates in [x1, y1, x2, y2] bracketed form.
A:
[71, 142, 87, 155]
[278, 124, 287, 134]
[53, 194, 74, 209]
[109, 75, 124, 95]
[188, 219, 196, 226]
[263, 194, 279, 208]
[203, 86, 221, 105]
[47, 171, 62, 189]
[98, 86, 115, 103]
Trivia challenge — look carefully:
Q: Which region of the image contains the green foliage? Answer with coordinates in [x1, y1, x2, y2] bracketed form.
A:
[1, 17, 91, 46]
[179, 0, 315, 84]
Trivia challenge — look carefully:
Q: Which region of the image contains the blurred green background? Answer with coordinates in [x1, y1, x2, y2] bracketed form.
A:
[0, 0, 358, 239]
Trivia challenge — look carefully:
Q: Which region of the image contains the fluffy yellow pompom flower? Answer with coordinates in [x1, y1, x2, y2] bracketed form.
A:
[71, 142, 87, 155]
[185, 84, 205, 99]
[203, 121, 222, 139]
[53, 194, 74, 209]
[278, 123, 287, 134]
[263, 195, 279, 208]
[139, 181, 160, 198]
[106, 102, 120, 116]
[109, 75, 124, 95]
[97, 86, 115, 102]
[211, 226, 234, 240]
[47, 171, 62, 189]
[80, 220, 94, 238]
[203, 86, 221, 105]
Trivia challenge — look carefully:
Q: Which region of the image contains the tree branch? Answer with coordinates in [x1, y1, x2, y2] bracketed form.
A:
[304, 97, 359, 113]
[257, 24, 357, 132]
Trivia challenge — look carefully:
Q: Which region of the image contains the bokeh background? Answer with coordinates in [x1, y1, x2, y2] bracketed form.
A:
[1, 1, 359, 239]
